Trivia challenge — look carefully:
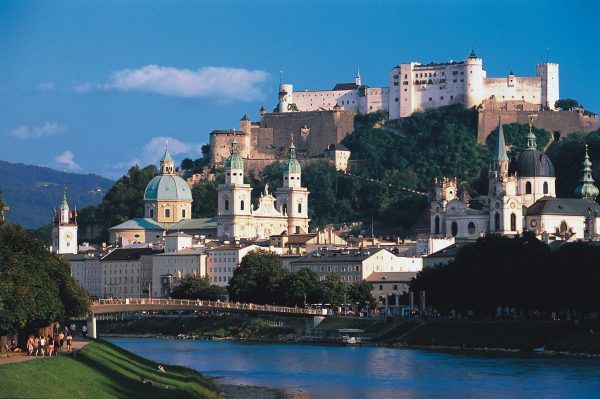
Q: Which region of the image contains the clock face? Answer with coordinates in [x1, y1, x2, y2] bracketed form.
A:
[530, 220, 537, 228]
[64, 232, 73, 242]
[510, 202, 516, 209]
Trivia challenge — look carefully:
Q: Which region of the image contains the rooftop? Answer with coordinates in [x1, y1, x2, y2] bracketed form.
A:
[109, 218, 164, 231]
[365, 272, 418, 282]
[526, 197, 600, 217]
[101, 247, 163, 261]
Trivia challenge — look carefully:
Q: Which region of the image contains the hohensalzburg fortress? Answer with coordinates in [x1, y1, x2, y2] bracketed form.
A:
[278, 50, 559, 119]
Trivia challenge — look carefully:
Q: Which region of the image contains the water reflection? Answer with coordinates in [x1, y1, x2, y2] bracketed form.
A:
[110, 339, 600, 399]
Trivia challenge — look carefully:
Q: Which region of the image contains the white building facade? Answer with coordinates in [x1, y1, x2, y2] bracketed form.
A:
[206, 244, 260, 286]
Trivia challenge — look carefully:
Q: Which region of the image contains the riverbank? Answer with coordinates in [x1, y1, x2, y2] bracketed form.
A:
[0, 339, 220, 398]
[98, 316, 600, 357]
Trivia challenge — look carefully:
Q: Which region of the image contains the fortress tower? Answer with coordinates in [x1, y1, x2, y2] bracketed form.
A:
[536, 62, 559, 110]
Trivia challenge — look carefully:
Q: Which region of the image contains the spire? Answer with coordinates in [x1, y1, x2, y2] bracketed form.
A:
[575, 144, 599, 201]
[469, 48, 477, 58]
[160, 141, 175, 175]
[60, 186, 69, 211]
[225, 136, 244, 171]
[492, 117, 509, 162]
[525, 121, 537, 150]
[355, 67, 361, 86]
[161, 140, 173, 162]
[283, 139, 301, 175]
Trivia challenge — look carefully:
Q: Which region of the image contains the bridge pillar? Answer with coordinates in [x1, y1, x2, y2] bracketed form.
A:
[87, 315, 97, 339]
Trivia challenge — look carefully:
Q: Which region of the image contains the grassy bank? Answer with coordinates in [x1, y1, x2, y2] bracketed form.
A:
[396, 321, 600, 354]
[0, 340, 219, 398]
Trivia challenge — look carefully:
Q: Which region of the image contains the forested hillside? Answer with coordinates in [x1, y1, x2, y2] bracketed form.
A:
[0, 160, 113, 228]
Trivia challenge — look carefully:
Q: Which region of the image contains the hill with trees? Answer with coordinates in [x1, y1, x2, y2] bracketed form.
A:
[0, 160, 113, 228]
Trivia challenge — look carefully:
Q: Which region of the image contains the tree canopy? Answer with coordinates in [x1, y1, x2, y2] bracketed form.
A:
[169, 275, 226, 301]
[228, 249, 288, 304]
[410, 233, 600, 317]
[0, 224, 90, 336]
[191, 180, 218, 218]
[555, 99, 579, 110]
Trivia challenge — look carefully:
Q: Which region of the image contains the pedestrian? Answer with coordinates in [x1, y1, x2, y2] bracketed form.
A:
[27, 336, 34, 356]
[81, 325, 88, 338]
[39, 335, 46, 356]
[58, 331, 65, 351]
[66, 332, 73, 351]
[47, 335, 54, 356]
[70, 323, 76, 334]
[33, 336, 39, 356]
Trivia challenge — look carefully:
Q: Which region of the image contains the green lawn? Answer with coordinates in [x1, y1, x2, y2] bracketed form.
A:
[0, 340, 219, 399]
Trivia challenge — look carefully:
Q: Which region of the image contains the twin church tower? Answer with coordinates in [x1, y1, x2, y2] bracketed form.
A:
[217, 138, 310, 239]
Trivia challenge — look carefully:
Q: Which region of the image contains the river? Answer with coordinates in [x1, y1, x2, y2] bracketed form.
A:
[109, 338, 600, 399]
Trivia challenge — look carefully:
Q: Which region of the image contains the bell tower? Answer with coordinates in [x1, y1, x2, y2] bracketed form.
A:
[52, 188, 78, 255]
[275, 141, 310, 234]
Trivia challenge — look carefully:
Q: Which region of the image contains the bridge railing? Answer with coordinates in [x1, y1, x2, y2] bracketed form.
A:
[91, 298, 319, 315]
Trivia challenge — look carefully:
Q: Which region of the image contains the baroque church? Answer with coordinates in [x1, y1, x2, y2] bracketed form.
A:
[431, 119, 600, 240]
[217, 137, 310, 239]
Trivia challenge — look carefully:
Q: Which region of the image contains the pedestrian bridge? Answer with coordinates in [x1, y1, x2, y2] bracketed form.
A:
[87, 298, 324, 338]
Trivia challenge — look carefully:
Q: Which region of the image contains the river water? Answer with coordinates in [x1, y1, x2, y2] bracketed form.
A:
[109, 338, 600, 399]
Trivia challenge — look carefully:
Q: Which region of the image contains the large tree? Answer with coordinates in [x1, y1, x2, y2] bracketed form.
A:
[347, 280, 375, 311]
[227, 250, 288, 304]
[0, 224, 90, 338]
[280, 267, 322, 306]
[319, 273, 348, 306]
[191, 181, 218, 218]
[170, 275, 226, 301]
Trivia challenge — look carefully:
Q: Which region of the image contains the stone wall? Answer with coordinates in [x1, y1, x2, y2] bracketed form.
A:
[477, 108, 598, 144]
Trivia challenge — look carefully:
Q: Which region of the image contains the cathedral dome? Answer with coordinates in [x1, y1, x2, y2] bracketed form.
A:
[510, 150, 555, 177]
[144, 175, 192, 201]
[225, 138, 244, 170]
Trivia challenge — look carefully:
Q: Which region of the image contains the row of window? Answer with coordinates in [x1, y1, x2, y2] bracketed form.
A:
[209, 266, 235, 273]
[148, 208, 186, 219]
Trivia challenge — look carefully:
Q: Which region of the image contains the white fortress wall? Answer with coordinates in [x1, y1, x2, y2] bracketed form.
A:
[483, 76, 542, 104]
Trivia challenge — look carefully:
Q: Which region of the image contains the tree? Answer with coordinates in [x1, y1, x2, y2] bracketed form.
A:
[485, 123, 552, 153]
[228, 250, 288, 304]
[555, 99, 579, 111]
[348, 280, 375, 311]
[180, 158, 195, 171]
[170, 276, 226, 301]
[319, 273, 348, 306]
[191, 181, 218, 218]
[0, 187, 6, 226]
[0, 224, 90, 338]
[280, 267, 322, 306]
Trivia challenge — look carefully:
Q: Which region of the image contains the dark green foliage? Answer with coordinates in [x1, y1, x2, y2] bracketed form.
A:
[485, 123, 552, 152]
[191, 180, 218, 218]
[89, 165, 158, 239]
[0, 187, 6, 226]
[228, 250, 288, 304]
[248, 162, 283, 204]
[555, 98, 579, 110]
[347, 280, 375, 310]
[547, 129, 600, 200]
[354, 110, 388, 128]
[180, 157, 195, 171]
[280, 267, 321, 306]
[318, 273, 348, 306]
[0, 224, 90, 336]
[170, 275, 226, 301]
[0, 160, 113, 228]
[410, 233, 600, 316]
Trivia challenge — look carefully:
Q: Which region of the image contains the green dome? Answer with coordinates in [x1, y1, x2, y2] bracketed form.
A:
[225, 138, 244, 170]
[283, 143, 301, 174]
[144, 175, 192, 201]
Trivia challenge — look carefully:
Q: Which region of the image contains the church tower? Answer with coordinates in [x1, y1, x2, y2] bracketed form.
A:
[575, 145, 599, 201]
[488, 119, 522, 234]
[52, 189, 78, 255]
[275, 142, 310, 234]
[217, 137, 253, 238]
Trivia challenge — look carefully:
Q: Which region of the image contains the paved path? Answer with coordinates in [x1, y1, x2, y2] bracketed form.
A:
[0, 338, 90, 366]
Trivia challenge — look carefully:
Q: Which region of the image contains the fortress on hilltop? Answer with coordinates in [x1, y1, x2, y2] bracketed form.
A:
[206, 50, 596, 176]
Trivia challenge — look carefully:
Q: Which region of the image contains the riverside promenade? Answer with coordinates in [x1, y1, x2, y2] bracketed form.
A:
[0, 338, 90, 365]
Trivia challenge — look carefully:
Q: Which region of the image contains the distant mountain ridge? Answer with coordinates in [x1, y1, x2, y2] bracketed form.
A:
[0, 160, 114, 228]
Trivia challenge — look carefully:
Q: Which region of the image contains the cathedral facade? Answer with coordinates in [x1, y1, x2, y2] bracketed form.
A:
[217, 138, 309, 239]
[431, 120, 600, 240]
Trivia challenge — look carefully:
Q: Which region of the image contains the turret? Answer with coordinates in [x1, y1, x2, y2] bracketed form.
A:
[278, 83, 293, 113]
[575, 145, 599, 201]
[239, 114, 252, 134]
[464, 48, 484, 108]
[225, 138, 244, 185]
[355, 67, 361, 86]
[60, 189, 71, 225]
[525, 122, 537, 150]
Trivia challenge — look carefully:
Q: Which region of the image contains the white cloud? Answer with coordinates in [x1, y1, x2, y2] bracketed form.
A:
[55, 150, 82, 171]
[8, 121, 67, 139]
[37, 82, 55, 91]
[73, 82, 92, 93]
[101, 65, 269, 101]
[142, 136, 204, 165]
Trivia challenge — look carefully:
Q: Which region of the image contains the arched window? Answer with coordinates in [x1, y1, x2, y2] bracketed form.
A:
[282, 203, 287, 215]
[543, 181, 549, 195]
[182, 209, 186, 218]
[164, 208, 171, 218]
[434, 216, 440, 235]
[149, 209, 154, 218]
[525, 181, 532, 194]
[224, 199, 229, 211]
[510, 213, 516, 231]
[240, 200, 245, 211]
[451, 221, 458, 237]
[295, 226, 300, 234]
[298, 203, 302, 213]
[494, 212, 500, 231]
[467, 222, 476, 235]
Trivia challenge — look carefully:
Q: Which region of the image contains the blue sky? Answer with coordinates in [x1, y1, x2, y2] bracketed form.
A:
[1, 0, 598, 179]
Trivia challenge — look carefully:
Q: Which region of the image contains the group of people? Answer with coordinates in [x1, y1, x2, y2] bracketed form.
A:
[25, 323, 76, 356]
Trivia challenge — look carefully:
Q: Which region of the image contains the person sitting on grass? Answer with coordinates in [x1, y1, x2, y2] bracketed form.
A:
[140, 377, 153, 385]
